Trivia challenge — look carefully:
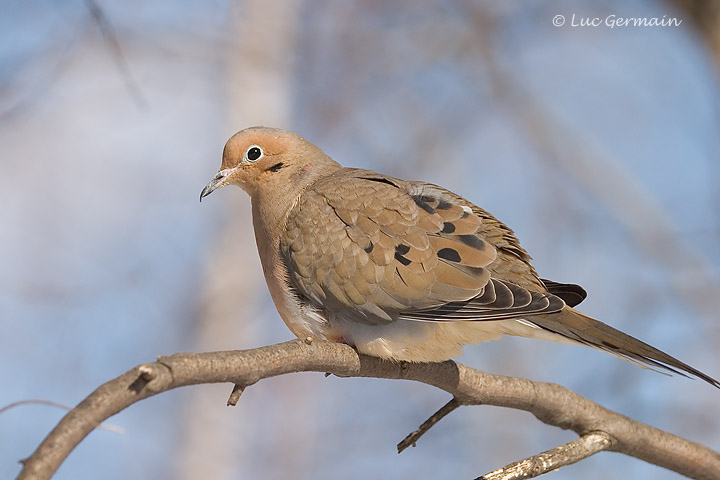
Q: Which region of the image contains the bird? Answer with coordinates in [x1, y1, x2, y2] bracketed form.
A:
[200, 126, 719, 388]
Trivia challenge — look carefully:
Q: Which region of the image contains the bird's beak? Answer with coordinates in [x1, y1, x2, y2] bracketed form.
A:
[200, 168, 232, 202]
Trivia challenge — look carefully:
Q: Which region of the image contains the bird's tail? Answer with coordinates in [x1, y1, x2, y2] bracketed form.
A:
[529, 307, 720, 389]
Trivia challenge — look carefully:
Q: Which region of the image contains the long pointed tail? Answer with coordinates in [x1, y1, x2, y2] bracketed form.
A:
[529, 307, 720, 389]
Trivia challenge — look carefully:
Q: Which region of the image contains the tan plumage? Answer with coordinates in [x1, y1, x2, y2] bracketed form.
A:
[200, 126, 719, 388]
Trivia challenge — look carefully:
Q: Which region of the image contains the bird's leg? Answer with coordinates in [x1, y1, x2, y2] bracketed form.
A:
[397, 397, 462, 453]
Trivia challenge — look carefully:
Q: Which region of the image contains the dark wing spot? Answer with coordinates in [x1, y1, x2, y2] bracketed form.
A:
[412, 195, 436, 215]
[362, 177, 398, 187]
[364, 241, 374, 253]
[437, 199, 452, 210]
[394, 244, 412, 265]
[267, 162, 284, 172]
[395, 244, 410, 255]
[441, 222, 456, 234]
[437, 248, 461, 263]
[458, 234, 485, 250]
[394, 251, 412, 266]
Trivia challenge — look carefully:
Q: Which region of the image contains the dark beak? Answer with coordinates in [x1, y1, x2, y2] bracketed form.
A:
[200, 170, 229, 202]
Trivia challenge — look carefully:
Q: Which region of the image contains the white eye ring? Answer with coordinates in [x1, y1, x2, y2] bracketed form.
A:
[244, 145, 263, 163]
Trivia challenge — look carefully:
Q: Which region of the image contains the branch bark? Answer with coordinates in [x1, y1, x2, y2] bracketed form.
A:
[478, 432, 612, 480]
[17, 340, 720, 480]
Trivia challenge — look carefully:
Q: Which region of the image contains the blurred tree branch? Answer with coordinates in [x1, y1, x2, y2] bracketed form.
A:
[17, 340, 720, 480]
[177, 1, 301, 477]
[670, 0, 720, 66]
[84, 0, 146, 107]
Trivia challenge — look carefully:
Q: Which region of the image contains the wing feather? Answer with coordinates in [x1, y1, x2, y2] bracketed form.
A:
[280, 169, 563, 326]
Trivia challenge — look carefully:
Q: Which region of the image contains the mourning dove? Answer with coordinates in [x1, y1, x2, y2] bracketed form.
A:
[200, 127, 719, 388]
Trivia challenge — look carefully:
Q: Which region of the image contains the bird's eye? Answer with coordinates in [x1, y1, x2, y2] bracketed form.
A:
[245, 146, 263, 162]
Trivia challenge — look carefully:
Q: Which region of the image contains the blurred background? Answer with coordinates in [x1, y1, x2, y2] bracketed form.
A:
[1, 0, 719, 478]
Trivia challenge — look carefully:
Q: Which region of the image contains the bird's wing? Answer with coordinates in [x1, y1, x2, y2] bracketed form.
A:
[280, 169, 564, 325]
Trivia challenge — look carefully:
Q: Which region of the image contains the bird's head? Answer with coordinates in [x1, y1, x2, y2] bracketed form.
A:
[200, 127, 340, 201]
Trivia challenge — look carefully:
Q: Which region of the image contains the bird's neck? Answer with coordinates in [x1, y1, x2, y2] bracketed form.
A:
[250, 160, 342, 277]
[250, 190, 296, 273]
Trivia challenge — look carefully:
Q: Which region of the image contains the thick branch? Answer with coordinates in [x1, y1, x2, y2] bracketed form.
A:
[18, 340, 720, 480]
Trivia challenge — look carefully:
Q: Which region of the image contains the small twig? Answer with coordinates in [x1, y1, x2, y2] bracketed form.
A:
[0, 399, 124, 434]
[84, 0, 147, 107]
[397, 397, 461, 453]
[226, 384, 245, 406]
[478, 432, 613, 480]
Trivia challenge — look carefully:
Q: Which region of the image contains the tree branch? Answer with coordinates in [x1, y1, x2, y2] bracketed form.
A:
[17, 340, 720, 480]
[478, 432, 612, 480]
[397, 396, 461, 453]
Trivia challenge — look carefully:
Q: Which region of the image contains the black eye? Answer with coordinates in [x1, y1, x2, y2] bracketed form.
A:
[246, 146, 262, 162]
